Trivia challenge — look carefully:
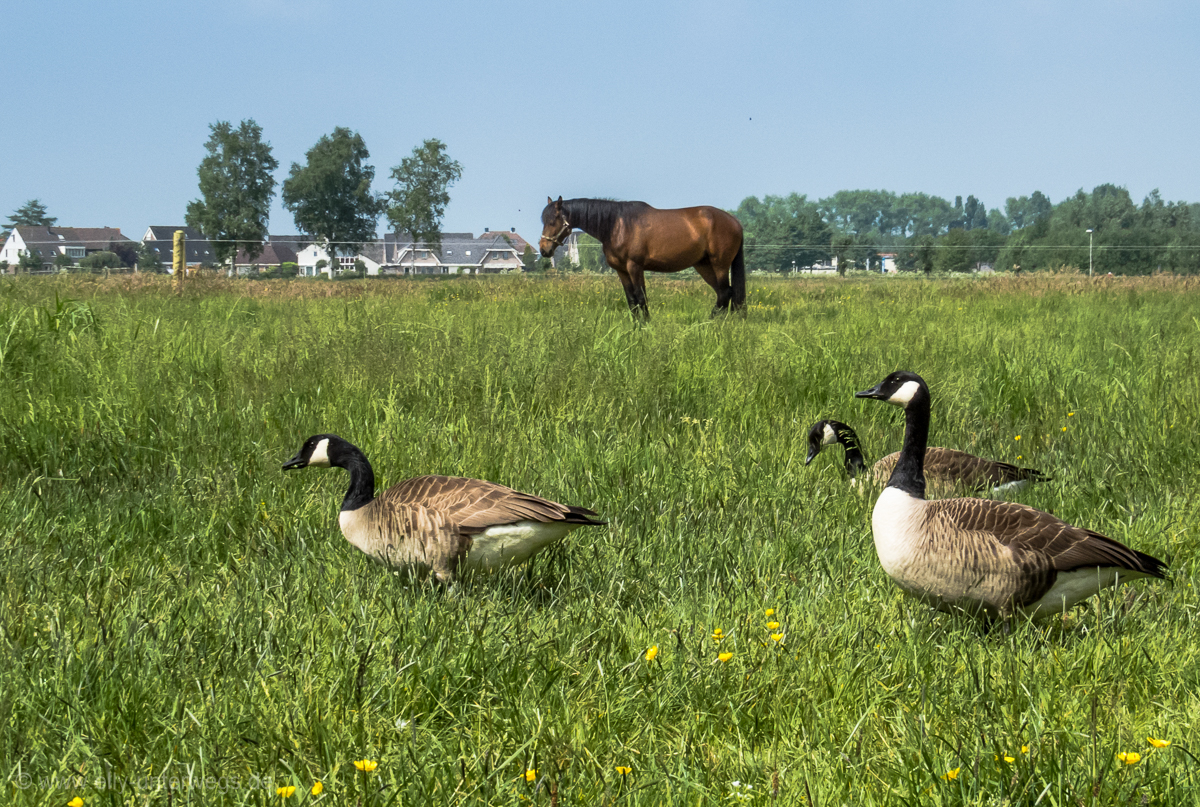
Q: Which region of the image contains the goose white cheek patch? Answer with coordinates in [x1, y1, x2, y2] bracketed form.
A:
[309, 438, 331, 467]
[887, 380, 921, 406]
[822, 423, 838, 445]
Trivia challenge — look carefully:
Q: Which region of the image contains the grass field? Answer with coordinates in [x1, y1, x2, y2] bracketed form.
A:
[1, 271, 1198, 806]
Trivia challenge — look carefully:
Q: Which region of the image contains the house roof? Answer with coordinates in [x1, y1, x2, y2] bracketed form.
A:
[384, 231, 523, 267]
[482, 228, 532, 253]
[267, 234, 314, 251]
[145, 226, 207, 241]
[234, 242, 298, 266]
[13, 226, 133, 261]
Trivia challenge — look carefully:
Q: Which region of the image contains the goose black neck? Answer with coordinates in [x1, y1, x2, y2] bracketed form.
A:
[834, 424, 867, 478]
[336, 445, 376, 511]
[888, 396, 929, 499]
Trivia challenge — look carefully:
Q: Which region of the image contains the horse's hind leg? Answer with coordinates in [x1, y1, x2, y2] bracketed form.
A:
[695, 261, 733, 317]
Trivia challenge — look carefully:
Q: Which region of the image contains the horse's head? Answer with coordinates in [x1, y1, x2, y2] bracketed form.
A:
[539, 196, 571, 258]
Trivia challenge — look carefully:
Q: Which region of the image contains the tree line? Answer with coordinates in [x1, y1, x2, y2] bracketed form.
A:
[730, 186, 1200, 275]
[186, 119, 462, 266]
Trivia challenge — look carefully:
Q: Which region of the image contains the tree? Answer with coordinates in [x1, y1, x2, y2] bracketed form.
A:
[53, 253, 74, 273]
[832, 234, 855, 276]
[385, 139, 463, 268]
[4, 199, 56, 241]
[282, 127, 381, 264]
[18, 250, 43, 273]
[186, 120, 277, 266]
[79, 251, 124, 271]
[136, 242, 163, 273]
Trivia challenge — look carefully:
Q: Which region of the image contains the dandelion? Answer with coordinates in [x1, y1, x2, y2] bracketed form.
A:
[1117, 752, 1141, 765]
[1061, 426, 1067, 432]
[353, 760, 378, 772]
[1016, 455, 1022, 460]
[525, 769, 538, 782]
[1014, 435, 1021, 441]
[718, 651, 734, 662]
[764, 608, 775, 617]
[68, 799, 84, 807]
[645, 644, 659, 661]
[1068, 412, 1075, 417]
[994, 754, 1015, 763]
[771, 633, 784, 642]
[1021, 745, 1029, 754]
[615, 766, 632, 775]
[1148, 737, 1171, 748]
[712, 628, 725, 643]
[276, 786, 296, 798]
[766, 620, 780, 630]
[311, 782, 323, 795]
[941, 767, 960, 781]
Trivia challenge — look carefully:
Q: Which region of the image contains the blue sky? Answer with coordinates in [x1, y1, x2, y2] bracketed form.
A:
[3, 0, 1197, 241]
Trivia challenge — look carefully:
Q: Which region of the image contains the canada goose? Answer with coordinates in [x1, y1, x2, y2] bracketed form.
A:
[854, 371, 1166, 622]
[805, 418, 1046, 497]
[282, 434, 605, 585]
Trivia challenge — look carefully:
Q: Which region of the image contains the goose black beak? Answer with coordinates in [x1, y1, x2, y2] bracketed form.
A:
[855, 383, 887, 400]
[805, 448, 818, 465]
[282, 453, 307, 471]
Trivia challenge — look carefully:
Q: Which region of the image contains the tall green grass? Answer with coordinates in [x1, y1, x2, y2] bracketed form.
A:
[1, 272, 1198, 805]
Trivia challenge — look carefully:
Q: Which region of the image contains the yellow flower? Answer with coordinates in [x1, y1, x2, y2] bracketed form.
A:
[766, 621, 780, 630]
[1016, 455, 1022, 460]
[1148, 737, 1171, 748]
[525, 769, 538, 782]
[276, 786, 296, 798]
[645, 645, 658, 662]
[941, 767, 960, 781]
[1068, 412, 1074, 416]
[771, 633, 784, 642]
[615, 766, 631, 775]
[1021, 745, 1029, 754]
[718, 652, 733, 662]
[68, 799, 84, 807]
[994, 754, 1015, 763]
[1117, 752, 1141, 765]
[1061, 426, 1067, 432]
[1014, 435, 1021, 441]
[712, 628, 725, 642]
[353, 760, 378, 772]
[311, 782, 323, 795]
[764, 608, 775, 617]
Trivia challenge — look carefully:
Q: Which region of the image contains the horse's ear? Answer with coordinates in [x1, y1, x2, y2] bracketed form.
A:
[547, 196, 553, 205]
[555, 196, 563, 208]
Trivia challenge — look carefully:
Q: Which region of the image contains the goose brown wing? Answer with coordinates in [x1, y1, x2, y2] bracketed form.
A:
[923, 448, 1045, 491]
[926, 498, 1166, 577]
[378, 475, 604, 535]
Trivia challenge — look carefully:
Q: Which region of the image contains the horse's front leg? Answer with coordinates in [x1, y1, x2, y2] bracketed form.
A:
[627, 263, 650, 321]
[614, 267, 643, 319]
[616, 263, 650, 321]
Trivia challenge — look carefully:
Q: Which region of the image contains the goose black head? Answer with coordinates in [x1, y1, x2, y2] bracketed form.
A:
[855, 370, 928, 409]
[805, 420, 842, 464]
[283, 434, 344, 470]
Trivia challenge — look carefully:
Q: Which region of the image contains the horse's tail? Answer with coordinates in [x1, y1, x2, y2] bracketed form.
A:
[731, 241, 746, 310]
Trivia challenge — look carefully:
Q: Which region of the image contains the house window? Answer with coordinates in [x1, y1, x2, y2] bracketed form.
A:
[66, 247, 85, 258]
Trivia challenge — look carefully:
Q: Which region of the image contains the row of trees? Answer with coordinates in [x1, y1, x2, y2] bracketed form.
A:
[186, 120, 462, 266]
[733, 185, 1200, 275]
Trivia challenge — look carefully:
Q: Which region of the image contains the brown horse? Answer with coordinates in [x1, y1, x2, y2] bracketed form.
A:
[538, 197, 745, 319]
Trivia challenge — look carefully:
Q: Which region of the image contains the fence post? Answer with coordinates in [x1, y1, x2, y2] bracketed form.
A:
[173, 230, 185, 291]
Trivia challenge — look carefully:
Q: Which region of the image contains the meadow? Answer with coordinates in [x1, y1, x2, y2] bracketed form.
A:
[1, 270, 1198, 806]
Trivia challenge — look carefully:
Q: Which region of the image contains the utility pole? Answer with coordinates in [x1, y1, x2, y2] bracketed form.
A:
[1086, 228, 1094, 277]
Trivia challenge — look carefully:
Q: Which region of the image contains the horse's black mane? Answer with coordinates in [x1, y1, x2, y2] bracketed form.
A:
[543, 198, 651, 244]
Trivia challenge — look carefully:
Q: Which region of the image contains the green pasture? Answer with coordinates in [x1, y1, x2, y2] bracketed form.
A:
[1, 272, 1198, 805]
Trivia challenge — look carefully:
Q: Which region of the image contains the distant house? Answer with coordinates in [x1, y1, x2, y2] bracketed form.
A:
[2, 226, 135, 272]
[294, 242, 382, 277]
[233, 242, 298, 275]
[879, 253, 899, 274]
[140, 226, 216, 270]
[384, 231, 525, 275]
